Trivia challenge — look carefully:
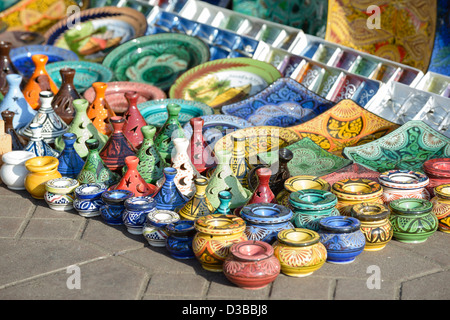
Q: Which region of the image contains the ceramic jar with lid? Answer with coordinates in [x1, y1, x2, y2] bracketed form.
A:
[318, 216, 366, 264]
[24, 156, 62, 199]
[273, 228, 327, 277]
[44, 177, 79, 211]
[423, 158, 450, 197]
[1, 151, 35, 190]
[74, 183, 107, 218]
[99, 189, 134, 224]
[123, 196, 157, 235]
[431, 184, 450, 233]
[351, 203, 393, 251]
[223, 240, 281, 289]
[332, 178, 384, 216]
[289, 189, 339, 231]
[240, 203, 294, 244]
[143, 209, 180, 247]
[389, 198, 438, 243]
[193, 214, 247, 272]
[277, 175, 330, 208]
[378, 170, 430, 204]
[165, 220, 196, 259]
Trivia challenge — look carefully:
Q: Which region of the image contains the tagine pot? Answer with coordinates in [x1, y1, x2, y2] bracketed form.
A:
[171, 137, 200, 198]
[99, 189, 134, 223]
[431, 184, 450, 233]
[24, 156, 62, 199]
[57, 133, 85, 179]
[153, 167, 188, 211]
[74, 183, 108, 218]
[23, 123, 59, 158]
[44, 177, 79, 211]
[1, 150, 36, 190]
[165, 220, 196, 259]
[86, 82, 115, 136]
[188, 117, 215, 174]
[51, 67, 81, 125]
[0, 41, 20, 95]
[113, 156, 157, 197]
[154, 103, 185, 163]
[123, 196, 157, 235]
[378, 170, 430, 204]
[143, 209, 180, 247]
[229, 133, 250, 189]
[122, 91, 147, 150]
[178, 176, 214, 220]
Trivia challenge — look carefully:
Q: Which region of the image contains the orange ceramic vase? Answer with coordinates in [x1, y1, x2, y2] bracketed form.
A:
[86, 82, 115, 136]
[22, 54, 58, 110]
[24, 156, 62, 199]
[113, 156, 157, 197]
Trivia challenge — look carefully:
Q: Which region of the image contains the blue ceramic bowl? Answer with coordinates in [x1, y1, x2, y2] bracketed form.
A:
[165, 220, 196, 259]
[100, 189, 134, 225]
[73, 183, 107, 217]
[123, 196, 157, 234]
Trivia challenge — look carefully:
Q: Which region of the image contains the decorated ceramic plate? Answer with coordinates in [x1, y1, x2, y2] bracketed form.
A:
[10, 44, 79, 79]
[138, 99, 214, 128]
[83, 81, 167, 115]
[169, 57, 282, 108]
[46, 60, 114, 93]
[44, 6, 147, 62]
[102, 33, 211, 91]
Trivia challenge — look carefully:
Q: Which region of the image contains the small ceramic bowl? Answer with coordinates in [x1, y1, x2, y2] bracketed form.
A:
[44, 177, 79, 211]
[99, 189, 134, 225]
[122, 196, 157, 235]
[165, 220, 196, 259]
[73, 183, 108, 217]
[143, 209, 180, 247]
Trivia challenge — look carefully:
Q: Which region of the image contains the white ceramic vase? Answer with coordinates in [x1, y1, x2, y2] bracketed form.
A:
[1, 150, 36, 190]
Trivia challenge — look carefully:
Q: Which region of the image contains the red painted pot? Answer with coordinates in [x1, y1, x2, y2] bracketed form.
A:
[423, 158, 450, 197]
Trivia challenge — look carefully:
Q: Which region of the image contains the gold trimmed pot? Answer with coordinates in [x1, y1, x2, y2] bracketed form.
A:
[431, 184, 450, 233]
[277, 175, 330, 208]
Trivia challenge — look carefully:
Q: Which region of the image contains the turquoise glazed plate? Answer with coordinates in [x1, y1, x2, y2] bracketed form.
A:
[102, 33, 211, 91]
[46, 61, 113, 93]
[138, 99, 214, 128]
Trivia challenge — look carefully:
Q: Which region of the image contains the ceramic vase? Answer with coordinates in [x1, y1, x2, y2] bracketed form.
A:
[431, 184, 450, 233]
[51, 67, 81, 125]
[22, 54, 58, 109]
[277, 175, 331, 208]
[74, 183, 108, 218]
[86, 82, 115, 136]
[2, 111, 26, 150]
[76, 138, 120, 187]
[23, 123, 60, 157]
[0, 41, 20, 96]
[247, 168, 277, 205]
[223, 240, 281, 289]
[99, 189, 134, 224]
[143, 209, 180, 247]
[178, 176, 214, 220]
[154, 103, 185, 163]
[99, 116, 136, 174]
[378, 170, 430, 204]
[153, 167, 188, 211]
[113, 156, 157, 197]
[188, 117, 215, 174]
[193, 214, 248, 272]
[423, 158, 450, 197]
[123, 196, 157, 235]
[0, 74, 36, 130]
[24, 156, 62, 199]
[44, 177, 79, 211]
[331, 178, 384, 216]
[54, 99, 108, 158]
[289, 189, 340, 232]
[213, 190, 233, 215]
[318, 216, 366, 264]
[229, 133, 250, 189]
[20, 91, 68, 144]
[171, 137, 200, 198]
[351, 202, 393, 251]
[0, 150, 35, 190]
[240, 203, 294, 244]
[389, 198, 438, 243]
[122, 91, 146, 150]
[57, 133, 85, 179]
[273, 228, 327, 277]
[165, 220, 196, 259]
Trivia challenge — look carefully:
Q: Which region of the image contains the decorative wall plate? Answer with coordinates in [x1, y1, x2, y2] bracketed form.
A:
[343, 120, 450, 172]
[169, 57, 282, 108]
[288, 99, 400, 157]
[102, 33, 210, 91]
[221, 77, 334, 127]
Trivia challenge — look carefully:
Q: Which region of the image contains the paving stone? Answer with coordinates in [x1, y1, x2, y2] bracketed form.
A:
[0, 217, 25, 238]
[32, 205, 84, 220]
[0, 196, 35, 218]
[270, 274, 333, 300]
[206, 273, 271, 300]
[144, 273, 209, 298]
[334, 278, 399, 300]
[401, 271, 450, 300]
[21, 218, 84, 240]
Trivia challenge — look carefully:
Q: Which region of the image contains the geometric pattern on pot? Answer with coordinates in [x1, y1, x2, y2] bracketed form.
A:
[289, 99, 400, 157]
[343, 120, 450, 172]
[221, 77, 335, 127]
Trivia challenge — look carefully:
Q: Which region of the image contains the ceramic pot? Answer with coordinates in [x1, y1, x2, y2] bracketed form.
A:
[57, 133, 85, 179]
[24, 156, 62, 199]
[153, 167, 188, 211]
[223, 240, 281, 289]
[423, 158, 450, 197]
[165, 220, 196, 259]
[277, 175, 330, 208]
[100, 189, 134, 223]
[273, 228, 327, 277]
[0, 41, 20, 96]
[171, 137, 200, 198]
[389, 198, 438, 243]
[289, 189, 340, 231]
[213, 190, 233, 215]
[378, 170, 430, 204]
[122, 91, 147, 150]
[193, 214, 247, 272]
[229, 133, 250, 189]
[143, 209, 180, 247]
[247, 168, 277, 205]
[51, 67, 81, 125]
[431, 184, 450, 233]
[332, 178, 384, 216]
[1, 110, 27, 150]
[178, 176, 214, 220]
[351, 203, 393, 251]
[44, 177, 79, 211]
[188, 117, 215, 174]
[318, 216, 366, 264]
[74, 183, 107, 218]
[86, 82, 115, 136]
[154, 103, 185, 163]
[123, 196, 157, 234]
[240, 203, 294, 244]
[113, 156, 157, 197]
[23, 123, 60, 157]
[0, 150, 35, 190]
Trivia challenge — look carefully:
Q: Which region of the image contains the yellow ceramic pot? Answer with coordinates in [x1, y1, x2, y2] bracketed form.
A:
[24, 156, 62, 199]
[273, 228, 327, 277]
[277, 175, 331, 207]
[431, 184, 450, 233]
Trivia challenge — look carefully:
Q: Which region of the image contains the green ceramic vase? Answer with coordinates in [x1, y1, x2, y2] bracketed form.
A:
[213, 191, 233, 215]
[154, 103, 185, 163]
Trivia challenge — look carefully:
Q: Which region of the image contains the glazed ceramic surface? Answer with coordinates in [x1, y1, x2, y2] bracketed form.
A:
[121, 91, 147, 150]
[431, 184, 450, 233]
[99, 189, 134, 222]
[186, 117, 216, 174]
[103, 33, 210, 91]
[165, 220, 196, 259]
[143, 209, 180, 247]
[57, 133, 85, 179]
[23, 123, 60, 158]
[153, 167, 188, 212]
[378, 170, 430, 204]
[113, 156, 157, 198]
[178, 177, 214, 221]
[277, 175, 330, 207]
[74, 183, 107, 217]
[423, 158, 450, 196]
[51, 67, 81, 124]
[0, 151, 36, 190]
[0, 41, 21, 96]
[44, 177, 79, 211]
[86, 82, 116, 136]
[123, 196, 157, 235]
[24, 156, 62, 199]
[2, 111, 27, 150]
[320, 163, 380, 187]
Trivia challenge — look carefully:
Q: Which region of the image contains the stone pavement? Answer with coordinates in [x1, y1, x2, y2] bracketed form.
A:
[0, 184, 449, 302]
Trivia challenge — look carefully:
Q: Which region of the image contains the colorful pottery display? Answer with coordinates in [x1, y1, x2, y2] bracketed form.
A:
[378, 170, 430, 204]
[165, 220, 196, 259]
[192, 214, 247, 272]
[50, 67, 80, 125]
[388, 198, 438, 243]
[23, 123, 60, 158]
[423, 158, 450, 197]
[171, 137, 200, 198]
[246, 168, 277, 206]
[122, 196, 157, 235]
[223, 240, 281, 289]
[431, 184, 450, 233]
[187, 117, 215, 174]
[320, 163, 380, 187]
[2, 111, 27, 150]
[86, 82, 116, 137]
[0, 150, 36, 190]
[24, 156, 62, 199]
[153, 167, 188, 212]
[273, 228, 327, 277]
[44, 177, 79, 211]
[143, 209, 180, 247]
[113, 156, 156, 198]
[57, 133, 84, 179]
[121, 91, 147, 150]
[99, 189, 134, 223]
[277, 175, 331, 207]
[318, 216, 366, 264]
[74, 183, 108, 218]
[178, 177, 214, 221]
[351, 203, 393, 251]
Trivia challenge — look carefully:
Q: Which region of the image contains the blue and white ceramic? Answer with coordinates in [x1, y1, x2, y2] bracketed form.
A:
[240, 203, 294, 244]
[142, 209, 180, 247]
[318, 216, 366, 264]
[165, 220, 196, 259]
[44, 177, 79, 211]
[99, 189, 134, 225]
[122, 196, 157, 235]
[57, 133, 85, 179]
[24, 123, 60, 158]
[73, 183, 107, 217]
[153, 168, 188, 211]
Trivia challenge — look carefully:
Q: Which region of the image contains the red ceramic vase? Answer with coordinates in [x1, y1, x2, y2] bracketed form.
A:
[423, 158, 450, 197]
[114, 156, 157, 197]
[188, 117, 215, 174]
[248, 167, 277, 204]
[122, 91, 147, 150]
